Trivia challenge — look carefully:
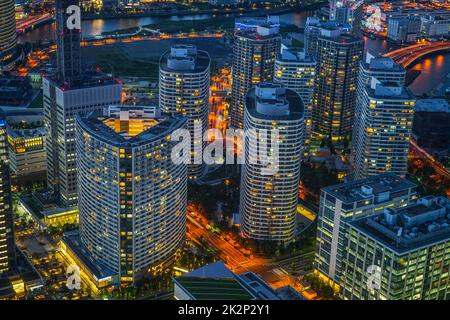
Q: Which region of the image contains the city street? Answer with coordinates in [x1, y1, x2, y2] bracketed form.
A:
[186, 207, 315, 293]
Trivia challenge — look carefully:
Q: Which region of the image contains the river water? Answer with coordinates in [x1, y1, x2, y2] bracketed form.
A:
[18, 11, 449, 96]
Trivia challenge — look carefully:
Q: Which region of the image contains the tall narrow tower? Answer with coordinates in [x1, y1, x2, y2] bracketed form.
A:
[55, 0, 82, 86]
[274, 48, 316, 146]
[312, 29, 363, 142]
[351, 56, 406, 165]
[329, 0, 363, 36]
[44, 0, 122, 205]
[0, 110, 15, 275]
[352, 79, 415, 179]
[159, 45, 210, 180]
[239, 83, 304, 244]
[231, 25, 281, 129]
[76, 106, 187, 284]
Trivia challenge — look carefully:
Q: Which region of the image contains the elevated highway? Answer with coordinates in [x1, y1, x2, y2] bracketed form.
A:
[383, 41, 450, 68]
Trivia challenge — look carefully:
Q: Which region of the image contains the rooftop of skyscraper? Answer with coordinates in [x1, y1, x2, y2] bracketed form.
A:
[235, 15, 280, 32]
[45, 67, 120, 91]
[351, 196, 450, 253]
[305, 16, 352, 32]
[159, 45, 210, 73]
[319, 31, 362, 45]
[367, 78, 414, 99]
[76, 105, 186, 147]
[235, 24, 280, 40]
[7, 127, 45, 140]
[322, 173, 417, 204]
[246, 82, 304, 121]
[277, 48, 315, 63]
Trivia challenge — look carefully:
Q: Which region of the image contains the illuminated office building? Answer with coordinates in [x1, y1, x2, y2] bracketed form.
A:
[240, 83, 304, 244]
[7, 128, 46, 182]
[342, 196, 450, 300]
[75, 106, 187, 284]
[312, 29, 363, 142]
[230, 25, 281, 129]
[44, 0, 122, 205]
[314, 174, 417, 290]
[159, 45, 210, 179]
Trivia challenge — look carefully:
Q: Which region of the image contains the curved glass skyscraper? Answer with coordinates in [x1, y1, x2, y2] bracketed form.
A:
[240, 83, 304, 244]
[159, 45, 210, 180]
[0, 0, 17, 67]
[76, 106, 187, 283]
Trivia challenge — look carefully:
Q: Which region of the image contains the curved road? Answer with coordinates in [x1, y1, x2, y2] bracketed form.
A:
[384, 41, 450, 68]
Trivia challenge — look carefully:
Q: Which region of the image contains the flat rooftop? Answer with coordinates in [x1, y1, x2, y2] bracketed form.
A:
[159, 47, 210, 73]
[7, 127, 45, 140]
[175, 261, 255, 300]
[277, 48, 315, 63]
[362, 56, 405, 73]
[367, 81, 414, 100]
[322, 174, 417, 204]
[235, 27, 281, 41]
[415, 99, 450, 113]
[318, 33, 363, 45]
[351, 197, 450, 254]
[44, 69, 120, 91]
[62, 231, 115, 281]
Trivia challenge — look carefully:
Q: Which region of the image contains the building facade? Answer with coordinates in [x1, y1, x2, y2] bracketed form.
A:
[274, 48, 316, 146]
[329, 0, 364, 36]
[387, 17, 421, 43]
[351, 56, 406, 166]
[357, 57, 406, 87]
[420, 15, 450, 38]
[240, 83, 304, 244]
[312, 30, 363, 142]
[0, 111, 15, 275]
[230, 25, 281, 129]
[342, 196, 450, 300]
[159, 45, 210, 179]
[0, 0, 17, 69]
[44, 79, 122, 205]
[76, 106, 187, 284]
[314, 174, 417, 290]
[304, 17, 351, 58]
[7, 128, 46, 182]
[44, 0, 122, 205]
[352, 79, 415, 179]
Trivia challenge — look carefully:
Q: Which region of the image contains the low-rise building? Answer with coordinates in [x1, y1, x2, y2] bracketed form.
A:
[387, 16, 421, 43]
[421, 15, 450, 38]
[174, 261, 300, 300]
[7, 127, 46, 184]
[18, 191, 78, 230]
